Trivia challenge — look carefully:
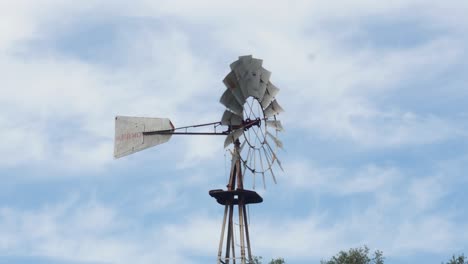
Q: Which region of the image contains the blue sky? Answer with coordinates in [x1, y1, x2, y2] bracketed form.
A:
[0, 1, 467, 263]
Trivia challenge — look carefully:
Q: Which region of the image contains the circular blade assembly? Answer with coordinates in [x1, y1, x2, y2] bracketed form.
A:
[219, 55, 284, 188]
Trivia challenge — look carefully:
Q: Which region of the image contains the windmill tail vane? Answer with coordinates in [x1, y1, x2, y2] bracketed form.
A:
[113, 55, 284, 264]
[114, 117, 268, 159]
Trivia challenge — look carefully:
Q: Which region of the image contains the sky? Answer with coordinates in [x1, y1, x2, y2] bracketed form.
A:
[0, 0, 467, 263]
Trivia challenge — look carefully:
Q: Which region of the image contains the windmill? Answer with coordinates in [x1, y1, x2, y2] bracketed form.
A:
[114, 55, 284, 264]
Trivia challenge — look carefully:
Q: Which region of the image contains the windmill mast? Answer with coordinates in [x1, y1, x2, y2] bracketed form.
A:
[210, 139, 262, 264]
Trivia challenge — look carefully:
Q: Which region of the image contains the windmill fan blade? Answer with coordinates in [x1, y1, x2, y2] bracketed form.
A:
[224, 129, 244, 148]
[261, 146, 277, 184]
[220, 89, 243, 116]
[221, 110, 243, 126]
[266, 131, 284, 149]
[230, 55, 252, 70]
[264, 100, 284, 118]
[266, 120, 284, 131]
[223, 70, 246, 106]
[265, 140, 284, 172]
[275, 154, 284, 172]
[269, 168, 278, 184]
[258, 68, 271, 101]
[232, 57, 266, 100]
[260, 82, 280, 109]
[114, 116, 174, 159]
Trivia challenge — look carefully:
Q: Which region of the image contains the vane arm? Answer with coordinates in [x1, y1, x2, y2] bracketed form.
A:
[144, 131, 229, 136]
[142, 118, 265, 136]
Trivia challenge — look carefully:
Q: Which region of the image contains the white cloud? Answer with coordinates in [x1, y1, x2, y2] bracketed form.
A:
[247, 159, 468, 261]
[285, 159, 400, 195]
[0, 196, 201, 264]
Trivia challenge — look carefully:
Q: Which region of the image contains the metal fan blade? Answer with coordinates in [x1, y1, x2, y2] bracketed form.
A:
[266, 120, 284, 131]
[275, 154, 284, 172]
[223, 70, 246, 106]
[220, 89, 243, 116]
[114, 116, 174, 158]
[221, 110, 243, 126]
[261, 146, 277, 185]
[230, 55, 253, 70]
[258, 68, 271, 101]
[264, 99, 284, 118]
[269, 168, 278, 184]
[233, 58, 265, 99]
[260, 82, 280, 109]
[265, 140, 284, 172]
[258, 149, 267, 188]
[266, 131, 284, 149]
[260, 68, 271, 84]
[224, 129, 244, 148]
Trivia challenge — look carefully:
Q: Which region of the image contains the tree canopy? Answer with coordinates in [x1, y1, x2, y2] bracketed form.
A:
[320, 246, 384, 264]
[252, 256, 285, 264]
[443, 254, 467, 264]
[253, 247, 466, 264]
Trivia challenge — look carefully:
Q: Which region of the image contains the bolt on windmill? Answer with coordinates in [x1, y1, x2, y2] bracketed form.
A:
[114, 55, 284, 264]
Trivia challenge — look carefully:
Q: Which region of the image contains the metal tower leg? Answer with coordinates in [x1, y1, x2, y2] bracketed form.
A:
[218, 205, 228, 264]
[238, 201, 246, 264]
[225, 204, 234, 264]
[243, 204, 253, 262]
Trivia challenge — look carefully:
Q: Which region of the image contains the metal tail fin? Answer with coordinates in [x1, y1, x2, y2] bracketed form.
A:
[114, 116, 174, 159]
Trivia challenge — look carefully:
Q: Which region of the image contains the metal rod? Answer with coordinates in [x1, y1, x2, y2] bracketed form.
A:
[225, 204, 234, 264]
[238, 201, 246, 264]
[218, 205, 229, 264]
[143, 131, 228, 136]
[173, 121, 222, 130]
[243, 204, 253, 263]
[143, 117, 267, 136]
[232, 220, 236, 264]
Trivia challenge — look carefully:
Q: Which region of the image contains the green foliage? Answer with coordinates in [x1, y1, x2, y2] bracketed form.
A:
[320, 246, 385, 264]
[251, 256, 263, 264]
[268, 257, 285, 264]
[443, 254, 467, 264]
[253, 250, 468, 264]
[251, 256, 285, 264]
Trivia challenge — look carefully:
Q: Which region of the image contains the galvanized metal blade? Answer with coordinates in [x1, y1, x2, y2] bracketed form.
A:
[266, 131, 284, 149]
[258, 68, 271, 101]
[260, 83, 280, 110]
[221, 110, 243, 126]
[220, 89, 244, 116]
[261, 146, 277, 185]
[263, 99, 284, 118]
[223, 70, 247, 106]
[232, 57, 265, 100]
[230, 55, 252, 70]
[265, 140, 284, 172]
[266, 120, 284, 131]
[269, 168, 278, 184]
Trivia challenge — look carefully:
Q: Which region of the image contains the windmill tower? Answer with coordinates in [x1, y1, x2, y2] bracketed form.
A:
[114, 55, 284, 264]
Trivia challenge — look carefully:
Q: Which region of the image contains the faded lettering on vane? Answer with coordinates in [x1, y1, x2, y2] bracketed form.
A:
[116, 132, 143, 141]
